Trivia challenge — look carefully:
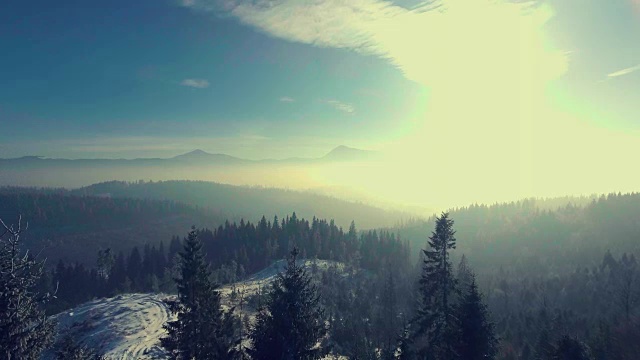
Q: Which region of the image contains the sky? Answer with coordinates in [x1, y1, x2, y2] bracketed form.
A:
[1, 0, 639, 206]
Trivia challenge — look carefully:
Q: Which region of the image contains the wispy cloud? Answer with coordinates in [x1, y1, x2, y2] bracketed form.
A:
[279, 96, 295, 102]
[180, 78, 210, 88]
[607, 64, 640, 78]
[324, 99, 355, 114]
[188, 0, 567, 89]
[183, 1, 614, 194]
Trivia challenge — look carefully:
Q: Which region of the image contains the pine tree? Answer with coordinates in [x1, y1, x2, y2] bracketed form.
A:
[397, 325, 416, 360]
[161, 228, 237, 359]
[54, 334, 105, 360]
[456, 255, 473, 295]
[249, 247, 327, 360]
[551, 335, 593, 360]
[413, 212, 458, 360]
[589, 321, 614, 360]
[534, 301, 554, 360]
[127, 246, 142, 289]
[456, 276, 498, 360]
[0, 216, 56, 360]
[96, 248, 114, 280]
[108, 251, 127, 294]
[377, 271, 399, 360]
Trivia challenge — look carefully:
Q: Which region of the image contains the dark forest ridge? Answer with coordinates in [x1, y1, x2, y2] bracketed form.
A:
[0, 181, 409, 264]
[73, 180, 407, 229]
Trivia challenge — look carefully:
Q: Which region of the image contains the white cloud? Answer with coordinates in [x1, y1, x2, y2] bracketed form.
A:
[324, 99, 355, 114]
[180, 78, 210, 88]
[192, 0, 567, 89]
[279, 96, 295, 102]
[607, 64, 640, 78]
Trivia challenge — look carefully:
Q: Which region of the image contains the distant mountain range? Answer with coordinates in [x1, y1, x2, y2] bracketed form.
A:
[1, 145, 380, 166]
[0, 146, 382, 189]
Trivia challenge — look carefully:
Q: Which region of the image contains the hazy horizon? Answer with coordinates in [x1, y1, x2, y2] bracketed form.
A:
[2, 0, 640, 211]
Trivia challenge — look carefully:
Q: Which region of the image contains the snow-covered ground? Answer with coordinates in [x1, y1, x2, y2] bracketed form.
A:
[45, 293, 174, 359]
[46, 260, 346, 360]
[219, 259, 345, 307]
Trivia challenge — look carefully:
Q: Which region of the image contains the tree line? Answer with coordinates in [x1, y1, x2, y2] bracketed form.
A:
[0, 189, 222, 263]
[39, 213, 409, 314]
[3, 208, 639, 359]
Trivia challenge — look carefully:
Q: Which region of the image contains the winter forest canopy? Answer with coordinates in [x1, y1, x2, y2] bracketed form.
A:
[2, 190, 640, 359]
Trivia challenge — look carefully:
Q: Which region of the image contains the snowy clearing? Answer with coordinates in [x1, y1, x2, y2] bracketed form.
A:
[44, 293, 174, 360]
[45, 260, 346, 359]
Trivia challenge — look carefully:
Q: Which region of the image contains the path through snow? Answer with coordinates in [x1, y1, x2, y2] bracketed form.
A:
[46, 293, 173, 360]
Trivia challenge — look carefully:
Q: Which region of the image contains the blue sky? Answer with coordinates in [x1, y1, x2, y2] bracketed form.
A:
[0, 0, 638, 163]
[0, 0, 425, 159]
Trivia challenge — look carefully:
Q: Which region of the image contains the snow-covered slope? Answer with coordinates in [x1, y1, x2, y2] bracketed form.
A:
[220, 259, 345, 302]
[45, 293, 174, 359]
[46, 260, 346, 359]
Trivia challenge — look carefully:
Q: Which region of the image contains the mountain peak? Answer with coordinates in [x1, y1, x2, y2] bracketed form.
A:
[174, 149, 213, 158]
[171, 149, 246, 164]
[185, 149, 210, 156]
[322, 145, 377, 161]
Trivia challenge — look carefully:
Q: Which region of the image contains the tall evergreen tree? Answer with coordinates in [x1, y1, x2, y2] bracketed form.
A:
[551, 335, 593, 360]
[397, 325, 416, 360]
[249, 247, 327, 360]
[96, 248, 114, 280]
[413, 212, 458, 359]
[0, 216, 55, 360]
[376, 271, 400, 360]
[161, 228, 237, 359]
[109, 251, 128, 293]
[456, 276, 498, 360]
[54, 334, 105, 360]
[127, 246, 142, 287]
[456, 255, 473, 295]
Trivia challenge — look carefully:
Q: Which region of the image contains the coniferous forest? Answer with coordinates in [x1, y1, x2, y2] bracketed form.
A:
[2, 191, 640, 359]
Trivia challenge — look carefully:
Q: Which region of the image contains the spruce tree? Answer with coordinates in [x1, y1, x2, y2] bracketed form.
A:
[96, 248, 114, 280]
[397, 325, 416, 360]
[376, 271, 399, 360]
[456, 255, 473, 296]
[413, 212, 458, 359]
[456, 276, 498, 360]
[0, 216, 55, 360]
[249, 247, 327, 360]
[127, 246, 142, 289]
[161, 228, 237, 359]
[551, 335, 593, 360]
[54, 334, 105, 360]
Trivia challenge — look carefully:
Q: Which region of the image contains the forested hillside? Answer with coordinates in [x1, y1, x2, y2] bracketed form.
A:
[41, 213, 410, 314]
[0, 181, 407, 264]
[0, 187, 223, 264]
[396, 193, 640, 273]
[4, 191, 640, 359]
[73, 180, 408, 229]
[391, 193, 640, 358]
